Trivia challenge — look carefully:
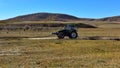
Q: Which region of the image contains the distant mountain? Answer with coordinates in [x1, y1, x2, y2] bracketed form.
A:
[4, 13, 120, 22]
[97, 16, 120, 21]
[6, 13, 79, 21]
[6, 13, 94, 22]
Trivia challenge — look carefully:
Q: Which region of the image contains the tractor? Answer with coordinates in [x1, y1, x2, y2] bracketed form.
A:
[52, 24, 78, 39]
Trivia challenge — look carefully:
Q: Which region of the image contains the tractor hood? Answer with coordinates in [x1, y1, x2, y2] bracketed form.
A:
[52, 29, 66, 35]
[57, 29, 66, 32]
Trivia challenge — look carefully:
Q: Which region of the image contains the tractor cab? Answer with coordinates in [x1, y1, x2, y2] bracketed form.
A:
[65, 24, 77, 30]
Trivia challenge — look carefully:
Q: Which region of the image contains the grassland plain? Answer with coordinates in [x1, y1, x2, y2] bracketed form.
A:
[0, 24, 120, 68]
[0, 13, 120, 68]
[0, 28, 120, 37]
[0, 39, 120, 68]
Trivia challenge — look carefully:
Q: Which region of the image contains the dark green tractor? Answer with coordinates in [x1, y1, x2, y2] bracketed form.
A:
[52, 24, 78, 39]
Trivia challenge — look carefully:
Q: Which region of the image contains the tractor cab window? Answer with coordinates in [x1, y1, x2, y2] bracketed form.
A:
[65, 24, 77, 30]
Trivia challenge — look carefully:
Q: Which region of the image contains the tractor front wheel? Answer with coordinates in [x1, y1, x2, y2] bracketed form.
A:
[69, 32, 78, 39]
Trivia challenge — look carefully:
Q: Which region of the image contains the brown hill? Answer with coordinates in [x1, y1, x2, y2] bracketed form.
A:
[6, 13, 80, 21]
[6, 13, 94, 22]
[97, 16, 120, 21]
[4, 13, 120, 22]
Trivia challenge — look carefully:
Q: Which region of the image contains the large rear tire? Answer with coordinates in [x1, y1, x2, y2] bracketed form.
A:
[69, 32, 78, 39]
[57, 32, 65, 39]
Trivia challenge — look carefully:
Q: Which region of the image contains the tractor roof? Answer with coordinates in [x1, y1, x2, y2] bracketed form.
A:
[67, 24, 76, 27]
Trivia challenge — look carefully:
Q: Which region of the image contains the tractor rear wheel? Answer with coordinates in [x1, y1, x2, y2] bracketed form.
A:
[57, 32, 65, 39]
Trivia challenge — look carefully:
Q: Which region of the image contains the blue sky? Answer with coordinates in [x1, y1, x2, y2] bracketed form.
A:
[0, 0, 120, 20]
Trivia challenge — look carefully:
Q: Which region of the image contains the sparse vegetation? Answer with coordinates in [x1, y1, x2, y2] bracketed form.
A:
[0, 39, 120, 68]
[0, 26, 120, 68]
[0, 16, 120, 68]
[0, 28, 120, 38]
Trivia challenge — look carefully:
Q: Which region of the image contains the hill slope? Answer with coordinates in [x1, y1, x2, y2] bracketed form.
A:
[6, 13, 94, 22]
[7, 13, 80, 21]
[3, 13, 120, 22]
[97, 16, 120, 21]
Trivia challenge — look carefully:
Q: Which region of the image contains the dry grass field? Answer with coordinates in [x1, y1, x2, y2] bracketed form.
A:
[0, 28, 120, 37]
[0, 21, 120, 68]
[0, 39, 120, 68]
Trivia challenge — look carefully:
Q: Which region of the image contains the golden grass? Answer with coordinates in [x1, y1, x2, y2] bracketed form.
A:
[0, 28, 120, 38]
[0, 25, 120, 67]
[0, 39, 120, 68]
[78, 28, 120, 36]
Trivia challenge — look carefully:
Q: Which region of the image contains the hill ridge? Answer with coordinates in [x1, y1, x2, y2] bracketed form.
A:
[3, 12, 120, 22]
